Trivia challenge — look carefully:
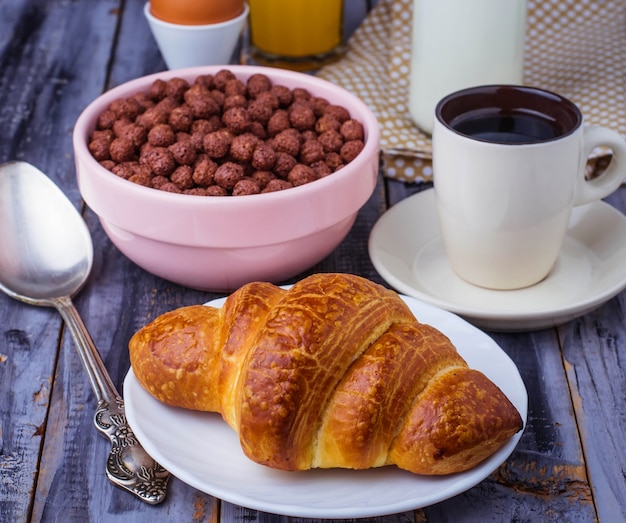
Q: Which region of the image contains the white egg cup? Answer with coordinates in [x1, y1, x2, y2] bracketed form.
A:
[144, 2, 249, 69]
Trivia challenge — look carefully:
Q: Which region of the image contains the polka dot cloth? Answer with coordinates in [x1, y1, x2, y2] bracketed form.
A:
[317, 0, 626, 183]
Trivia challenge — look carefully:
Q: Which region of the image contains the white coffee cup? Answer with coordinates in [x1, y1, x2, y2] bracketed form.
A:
[144, 2, 249, 70]
[433, 84, 626, 290]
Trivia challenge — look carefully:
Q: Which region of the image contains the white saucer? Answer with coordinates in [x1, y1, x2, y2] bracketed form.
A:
[368, 189, 626, 331]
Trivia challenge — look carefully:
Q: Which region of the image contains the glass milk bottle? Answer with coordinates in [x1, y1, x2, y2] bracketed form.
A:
[409, 0, 526, 135]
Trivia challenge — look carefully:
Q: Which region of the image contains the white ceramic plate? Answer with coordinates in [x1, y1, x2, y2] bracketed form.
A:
[124, 294, 527, 518]
[369, 189, 626, 332]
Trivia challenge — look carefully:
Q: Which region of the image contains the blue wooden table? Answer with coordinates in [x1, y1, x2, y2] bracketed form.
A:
[1, 1, 624, 521]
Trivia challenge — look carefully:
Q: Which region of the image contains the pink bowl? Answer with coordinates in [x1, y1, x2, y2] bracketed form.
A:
[73, 65, 380, 291]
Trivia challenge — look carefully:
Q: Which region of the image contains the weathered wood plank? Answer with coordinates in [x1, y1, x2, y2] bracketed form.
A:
[221, 501, 416, 523]
[0, 0, 122, 201]
[107, 0, 167, 88]
[559, 186, 626, 522]
[0, 1, 122, 522]
[0, 302, 61, 522]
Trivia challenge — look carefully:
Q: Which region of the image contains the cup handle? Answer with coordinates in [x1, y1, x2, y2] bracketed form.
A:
[574, 125, 626, 206]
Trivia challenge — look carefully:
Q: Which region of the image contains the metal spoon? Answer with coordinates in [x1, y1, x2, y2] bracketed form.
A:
[0, 161, 169, 504]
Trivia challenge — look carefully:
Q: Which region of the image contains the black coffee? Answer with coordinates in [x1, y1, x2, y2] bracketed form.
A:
[450, 109, 564, 144]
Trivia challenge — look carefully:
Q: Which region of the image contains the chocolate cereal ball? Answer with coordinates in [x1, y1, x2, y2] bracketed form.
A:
[165, 77, 190, 100]
[136, 106, 168, 128]
[292, 87, 311, 102]
[223, 94, 248, 111]
[184, 82, 212, 99]
[214, 161, 244, 190]
[88, 130, 114, 161]
[188, 94, 221, 119]
[251, 170, 276, 189]
[96, 109, 117, 130]
[246, 73, 272, 98]
[315, 114, 341, 134]
[131, 91, 154, 111]
[99, 159, 116, 171]
[340, 140, 365, 163]
[192, 157, 218, 187]
[129, 169, 153, 187]
[325, 152, 344, 171]
[192, 115, 222, 135]
[148, 123, 176, 147]
[194, 74, 215, 90]
[248, 121, 268, 140]
[262, 178, 293, 193]
[89, 140, 111, 161]
[267, 109, 291, 136]
[255, 90, 280, 110]
[311, 96, 330, 117]
[209, 89, 225, 108]
[113, 120, 147, 148]
[109, 137, 136, 163]
[148, 78, 168, 100]
[151, 174, 169, 188]
[301, 129, 317, 142]
[169, 105, 194, 132]
[288, 164, 317, 186]
[214, 69, 237, 90]
[270, 84, 293, 107]
[170, 165, 194, 190]
[203, 129, 232, 158]
[247, 98, 273, 124]
[340, 119, 365, 141]
[299, 139, 325, 165]
[206, 185, 228, 196]
[159, 181, 182, 193]
[324, 104, 351, 123]
[251, 142, 276, 171]
[224, 78, 247, 97]
[289, 104, 316, 131]
[222, 106, 250, 134]
[311, 160, 332, 178]
[318, 129, 343, 153]
[142, 147, 177, 176]
[232, 177, 261, 196]
[273, 152, 297, 178]
[230, 133, 260, 163]
[155, 96, 180, 116]
[111, 162, 135, 180]
[184, 187, 207, 196]
[109, 96, 143, 120]
[168, 140, 197, 165]
[274, 128, 302, 156]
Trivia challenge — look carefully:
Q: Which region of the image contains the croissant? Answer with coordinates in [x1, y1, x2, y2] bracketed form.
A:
[129, 273, 523, 475]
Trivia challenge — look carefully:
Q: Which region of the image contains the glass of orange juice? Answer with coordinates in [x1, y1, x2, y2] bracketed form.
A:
[248, 0, 344, 71]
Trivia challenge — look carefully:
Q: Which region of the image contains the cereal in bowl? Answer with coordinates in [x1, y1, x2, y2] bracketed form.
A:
[88, 69, 366, 196]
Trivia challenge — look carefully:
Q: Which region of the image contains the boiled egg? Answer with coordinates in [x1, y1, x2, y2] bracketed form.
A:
[149, 0, 245, 25]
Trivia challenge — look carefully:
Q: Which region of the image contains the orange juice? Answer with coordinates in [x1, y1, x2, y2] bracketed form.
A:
[248, 0, 344, 70]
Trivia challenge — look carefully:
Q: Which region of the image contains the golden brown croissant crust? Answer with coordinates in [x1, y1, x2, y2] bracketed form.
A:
[129, 273, 523, 475]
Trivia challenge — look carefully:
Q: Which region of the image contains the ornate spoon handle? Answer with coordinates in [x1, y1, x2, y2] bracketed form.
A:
[54, 296, 170, 504]
[95, 396, 169, 504]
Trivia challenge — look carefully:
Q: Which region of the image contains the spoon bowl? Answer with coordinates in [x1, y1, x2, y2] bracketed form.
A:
[0, 161, 169, 504]
[0, 161, 92, 301]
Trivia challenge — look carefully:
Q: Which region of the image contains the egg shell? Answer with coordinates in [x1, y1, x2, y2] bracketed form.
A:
[150, 0, 245, 25]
